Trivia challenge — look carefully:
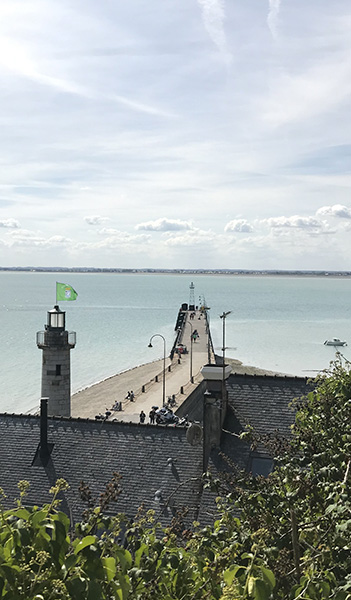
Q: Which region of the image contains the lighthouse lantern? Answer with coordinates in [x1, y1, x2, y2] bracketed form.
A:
[47, 305, 65, 329]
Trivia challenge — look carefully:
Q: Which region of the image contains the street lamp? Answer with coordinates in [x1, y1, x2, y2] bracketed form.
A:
[148, 334, 166, 407]
[205, 305, 211, 364]
[186, 321, 194, 383]
[219, 311, 231, 400]
[177, 322, 194, 383]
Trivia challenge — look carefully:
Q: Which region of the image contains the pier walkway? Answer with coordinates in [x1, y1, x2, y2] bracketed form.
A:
[71, 309, 214, 423]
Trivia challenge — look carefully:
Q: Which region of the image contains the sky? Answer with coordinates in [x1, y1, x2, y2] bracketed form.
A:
[0, 0, 350, 271]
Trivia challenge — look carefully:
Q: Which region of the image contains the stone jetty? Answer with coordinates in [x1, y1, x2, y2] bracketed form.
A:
[71, 308, 214, 422]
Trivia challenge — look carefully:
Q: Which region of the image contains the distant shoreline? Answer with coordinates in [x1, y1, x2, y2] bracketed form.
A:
[1, 268, 351, 278]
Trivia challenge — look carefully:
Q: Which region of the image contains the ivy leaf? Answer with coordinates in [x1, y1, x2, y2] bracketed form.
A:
[134, 543, 148, 567]
[260, 566, 276, 590]
[63, 553, 79, 571]
[254, 578, 270, 600]
[74, 535, 97, 554]
[103, 556, 116, 582]
[223, 565, 245, 586]
[115, 547, 132, 571]
[14, 508, 30, 521]
[31, 509, 48, 527]
[66, 576, 87, 599]
[87, 579, 103, 600]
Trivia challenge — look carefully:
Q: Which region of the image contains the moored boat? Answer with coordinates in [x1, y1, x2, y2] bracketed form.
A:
[324, 338, 347, 347]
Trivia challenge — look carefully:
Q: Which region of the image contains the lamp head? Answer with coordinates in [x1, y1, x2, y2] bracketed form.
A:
[148, 343, 153, 348]
[220, 310, 232, 319]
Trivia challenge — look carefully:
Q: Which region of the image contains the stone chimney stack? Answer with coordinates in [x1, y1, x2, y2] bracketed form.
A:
[201, 363, 232, 470]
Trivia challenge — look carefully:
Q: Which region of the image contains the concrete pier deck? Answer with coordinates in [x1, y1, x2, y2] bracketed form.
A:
[71, 309, 213, 422]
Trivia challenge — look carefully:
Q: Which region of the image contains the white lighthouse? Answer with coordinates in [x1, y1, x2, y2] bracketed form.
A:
[36, 305, 76, 417]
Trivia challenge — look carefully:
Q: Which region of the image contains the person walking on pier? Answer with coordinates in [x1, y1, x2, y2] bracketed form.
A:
[149, 408, 156, 424]
[139, 410, 146, 423]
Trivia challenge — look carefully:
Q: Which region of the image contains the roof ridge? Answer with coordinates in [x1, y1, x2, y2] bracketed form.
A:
[0, 412, 188, 430]
[229, 373, 309, 382]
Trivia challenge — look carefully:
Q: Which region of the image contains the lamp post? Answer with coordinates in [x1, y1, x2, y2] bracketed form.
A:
[205, 305, 211, 364]
[219, 311, 231, 400]
[187, 321, 194, 383]
[148, 334, 166, 407]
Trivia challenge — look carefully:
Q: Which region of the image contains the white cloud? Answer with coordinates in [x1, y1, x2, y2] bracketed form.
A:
[4, 229, 73, 248]
[0, 218, 20, 228]
[316, 204, 351, 219]
[261, 216, 322, 230]
[224, 219, 254, 233]
[84, 215, 110, 226]
[136, 218, 193, 232]
[4, 227, 150, 253]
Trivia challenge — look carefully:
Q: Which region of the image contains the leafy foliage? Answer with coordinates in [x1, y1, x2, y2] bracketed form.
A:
[0, 357, 350, 598]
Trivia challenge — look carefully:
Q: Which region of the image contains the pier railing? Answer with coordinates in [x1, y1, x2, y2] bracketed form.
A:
[119, 355, 206, 411]
[119, 356, 183, 409]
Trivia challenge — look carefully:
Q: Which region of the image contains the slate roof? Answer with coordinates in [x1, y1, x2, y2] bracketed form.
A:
[226, 373, 310, 437]
[0, 374, 312, 529]
[0, 414, 203, 527]
[198, 373, 311, 525]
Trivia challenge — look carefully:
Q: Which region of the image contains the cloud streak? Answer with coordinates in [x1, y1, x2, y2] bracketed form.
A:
[267, 0, 281, 39]
[0, 37, 173, 117]
[197, 0, 232, 65]
[261, 216, 322, 230]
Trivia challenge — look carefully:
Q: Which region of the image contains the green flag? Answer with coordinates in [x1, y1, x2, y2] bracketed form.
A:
[56, 282, 78, 302]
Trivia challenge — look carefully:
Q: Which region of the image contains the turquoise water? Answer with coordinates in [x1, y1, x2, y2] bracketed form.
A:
[1, 272, 351, 413]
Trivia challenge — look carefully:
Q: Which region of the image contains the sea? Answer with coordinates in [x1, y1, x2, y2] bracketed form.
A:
[1, 271, 351, 414]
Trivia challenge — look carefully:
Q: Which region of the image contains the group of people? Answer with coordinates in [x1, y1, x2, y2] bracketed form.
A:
[139, 408, 159, 424]
[143, 408, 162, 424]
[125, 390, 135, 401]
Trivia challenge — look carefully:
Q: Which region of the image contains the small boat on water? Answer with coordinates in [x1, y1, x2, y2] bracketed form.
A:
[324, 338, 347, 347]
